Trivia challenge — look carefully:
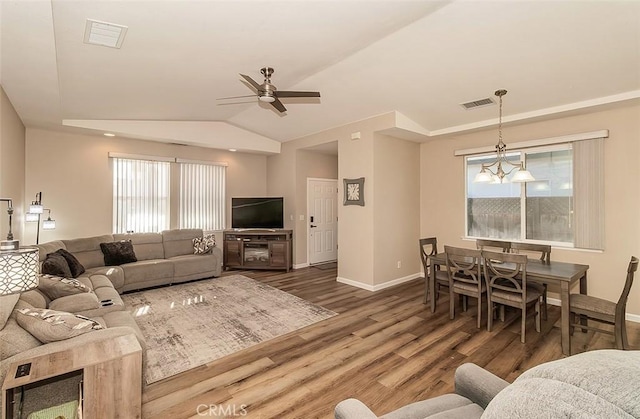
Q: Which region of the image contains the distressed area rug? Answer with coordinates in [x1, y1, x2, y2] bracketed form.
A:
[121, 275, 337, 384]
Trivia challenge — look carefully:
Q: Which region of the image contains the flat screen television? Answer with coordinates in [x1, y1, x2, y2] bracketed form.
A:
[231, 197, 284, 229]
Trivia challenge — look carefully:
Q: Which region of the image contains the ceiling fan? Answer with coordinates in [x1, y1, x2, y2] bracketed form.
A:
[217, 67, 321, 113]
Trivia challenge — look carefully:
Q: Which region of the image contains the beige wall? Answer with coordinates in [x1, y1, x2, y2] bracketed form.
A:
[24, 128, 267, 244]
[373, 134, 420, 285]
[420, 103, 640, 315]
[0, 86, 26, 243]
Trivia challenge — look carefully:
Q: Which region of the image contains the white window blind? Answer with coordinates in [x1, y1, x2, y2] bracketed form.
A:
[112, 157, 171, 233]
[573, 138, 605, 250]
[179, 162, 226, 231]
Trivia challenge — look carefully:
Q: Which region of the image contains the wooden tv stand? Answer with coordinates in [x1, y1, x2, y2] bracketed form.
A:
[223, 229, 293, 272]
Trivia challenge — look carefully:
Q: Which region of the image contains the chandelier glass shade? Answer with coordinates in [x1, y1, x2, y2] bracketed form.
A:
[473, 90, 535, 184]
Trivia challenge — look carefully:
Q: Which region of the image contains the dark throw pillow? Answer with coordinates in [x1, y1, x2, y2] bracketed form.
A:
[100, 240, 138, 266]
[41, 253, 73, 278]
[54, 249, 85, 278]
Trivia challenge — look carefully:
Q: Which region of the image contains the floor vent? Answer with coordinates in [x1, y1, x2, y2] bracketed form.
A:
[460, 97, 495, 110]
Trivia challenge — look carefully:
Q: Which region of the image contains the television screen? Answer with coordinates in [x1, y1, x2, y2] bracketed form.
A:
[231, 197, 284, 229]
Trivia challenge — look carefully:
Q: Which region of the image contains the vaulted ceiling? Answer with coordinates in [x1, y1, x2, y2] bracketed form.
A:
[2, 1, 639, 153]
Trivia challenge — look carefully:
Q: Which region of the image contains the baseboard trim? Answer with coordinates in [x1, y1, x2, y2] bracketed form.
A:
[547, 297, 640, 323]
[337, 273, 421, 292]
[293, 262, 309, 270]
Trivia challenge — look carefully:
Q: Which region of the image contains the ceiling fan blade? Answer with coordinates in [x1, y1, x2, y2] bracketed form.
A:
[216, 94, 256, 100]
[217, 101, 256, 106]
[276, 91, 321, 98]
[270, 98, 287, 113]
[240, 74, 261, 91]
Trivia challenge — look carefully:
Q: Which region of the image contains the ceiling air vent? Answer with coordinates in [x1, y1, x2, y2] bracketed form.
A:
[84, 19, 128, 49]
[460, 97, 495, 110]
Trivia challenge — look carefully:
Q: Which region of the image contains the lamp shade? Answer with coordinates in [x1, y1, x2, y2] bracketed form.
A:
[29, 203, 44, 214]
[473, 170, 494, 183]
[511, 169, 536, 183]
[42, 218, 56, 230]
[0, 248, 39, 295]
[25, 212, 39, 222]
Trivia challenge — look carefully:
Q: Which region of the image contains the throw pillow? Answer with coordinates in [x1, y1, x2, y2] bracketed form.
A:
[54, 248, 85, 278]
[37, 274, 91, 300]
[41, 253, 73, 278]
[100, 240, 137, 266]
[193, 234, 216, 254]
[15, 308, 103, 343]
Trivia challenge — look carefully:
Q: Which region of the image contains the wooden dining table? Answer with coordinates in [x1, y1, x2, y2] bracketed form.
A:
[427, 252, 589, 356]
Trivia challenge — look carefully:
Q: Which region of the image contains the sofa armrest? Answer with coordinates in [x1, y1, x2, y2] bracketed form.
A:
[335, 398, 378, 419]
[454, 363, 509, 409]
[49, 292, 101, 313]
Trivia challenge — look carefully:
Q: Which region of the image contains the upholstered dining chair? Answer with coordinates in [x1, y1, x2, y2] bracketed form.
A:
[510, 242, 551, 320]
[445, 246, 485, 328]
[482, 250, 542, 343]
[476, 239, 511, 253]
[570, 256, 638, 350]
[420, 237, 448, 305]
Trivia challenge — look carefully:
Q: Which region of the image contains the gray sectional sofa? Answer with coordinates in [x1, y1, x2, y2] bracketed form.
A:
[335, 349, 640, 418]
[0, 228, 222, 414]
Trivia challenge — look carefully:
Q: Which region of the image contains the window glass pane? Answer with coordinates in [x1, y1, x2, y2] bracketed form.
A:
[466, 154, 521, 240]
[525, 149, 573, 243]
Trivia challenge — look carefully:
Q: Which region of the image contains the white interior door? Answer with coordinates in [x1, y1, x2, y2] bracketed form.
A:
[308, 178, 338, 265]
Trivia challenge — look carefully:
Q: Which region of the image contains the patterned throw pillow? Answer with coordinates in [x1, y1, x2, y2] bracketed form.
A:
[41, 253, 73, 278]
[37, 274, 91, 300]
[15, 308, 104, 343]
[193, 234, 216, 254]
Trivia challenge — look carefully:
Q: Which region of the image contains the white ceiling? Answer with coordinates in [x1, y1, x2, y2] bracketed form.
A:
[2, 0, 639, 153]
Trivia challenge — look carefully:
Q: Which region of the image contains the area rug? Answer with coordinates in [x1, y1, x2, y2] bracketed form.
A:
[121, 275, 337, 384]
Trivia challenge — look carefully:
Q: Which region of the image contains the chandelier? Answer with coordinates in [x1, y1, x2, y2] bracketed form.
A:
[473, 90, 534, 183]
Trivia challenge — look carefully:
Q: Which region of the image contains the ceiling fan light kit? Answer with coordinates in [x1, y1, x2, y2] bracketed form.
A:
[220, 67, 320, 113]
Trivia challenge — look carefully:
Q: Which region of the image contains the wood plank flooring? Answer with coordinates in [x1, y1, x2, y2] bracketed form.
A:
[141, 267, 640, 419]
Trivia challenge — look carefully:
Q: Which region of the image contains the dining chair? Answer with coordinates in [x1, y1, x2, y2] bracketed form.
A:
[476, 239, 511, 253]
[570, 256, 638, 350]
[445, 246, 485, 328]
[510, 242, 551, 320]
[419, 237, 448, 306]
[482, 250, 542, 343]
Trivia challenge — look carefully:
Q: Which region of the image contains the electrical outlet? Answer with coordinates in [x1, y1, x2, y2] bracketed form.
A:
[397, 261, 401, 269]
[15, 363, 31, 378]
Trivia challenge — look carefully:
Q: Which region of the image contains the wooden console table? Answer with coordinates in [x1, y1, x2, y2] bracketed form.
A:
[2, 333, 142, 419]
[223, 229, 293, 272]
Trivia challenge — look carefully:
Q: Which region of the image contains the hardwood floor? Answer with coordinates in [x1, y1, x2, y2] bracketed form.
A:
[142, 267, 640, 419]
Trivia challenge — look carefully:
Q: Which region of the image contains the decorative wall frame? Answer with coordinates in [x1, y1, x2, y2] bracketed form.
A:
[343, 177, 365, 206]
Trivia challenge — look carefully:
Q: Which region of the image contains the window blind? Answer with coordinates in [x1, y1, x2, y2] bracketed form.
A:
[573, 138, 605, 250]
[179, 162, 226, 231]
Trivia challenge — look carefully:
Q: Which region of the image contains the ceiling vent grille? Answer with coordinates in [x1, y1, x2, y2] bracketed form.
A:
[460, 97, 495, 110]
[84, 19, 128, 49]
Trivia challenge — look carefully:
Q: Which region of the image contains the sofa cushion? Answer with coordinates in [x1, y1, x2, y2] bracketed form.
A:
[53, 249, 85, 278]
[41, 253, 72, 278]
[0, 294, 20, 330]
[62, 235, 114, 269]
[170, 254, 219, 280]
[100, 240, 138, 266]
[37, 274, 91, 300]
[193, 234, 216, 254]
[35, 240, 66, 263]
[0, 318, 42, 359]
[49, 292, 101, 313]
[114, 233, 165, 261]
[162, 228, 204, 258]
[483, 350, 640, 418]
[82, 266, 125, 291]
[19, 289, 49, 309]
[15, 308, 104, 343]
[380, 394, 481, 419]
[120, 259, 174, 285]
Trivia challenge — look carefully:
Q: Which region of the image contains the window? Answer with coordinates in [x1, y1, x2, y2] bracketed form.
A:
[112, 157, 171, 233]
[462, 133, 605, 250]
[466, 144, 574, 246]
[178, 161, 226, 231]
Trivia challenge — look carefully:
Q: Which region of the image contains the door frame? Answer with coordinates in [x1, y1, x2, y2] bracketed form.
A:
[307, 177, 338, 265]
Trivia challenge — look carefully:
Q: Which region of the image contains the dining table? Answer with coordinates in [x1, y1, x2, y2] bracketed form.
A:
[427, 252, 589, 356]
